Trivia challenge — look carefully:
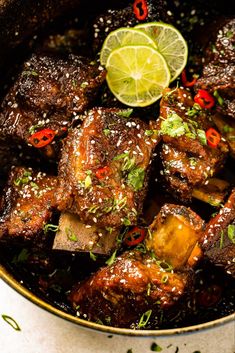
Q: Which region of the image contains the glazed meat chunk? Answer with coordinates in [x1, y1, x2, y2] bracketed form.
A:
[0, 167, 61, 241]
[200, 188, 235, 278]
[159, 88, 229, 201]
[0, 53, 105, 157]
[58, 108, 158, 228]
[69, 250, 190, 328]
[195, 19, 235, 118]
[92, 0, 172, 53]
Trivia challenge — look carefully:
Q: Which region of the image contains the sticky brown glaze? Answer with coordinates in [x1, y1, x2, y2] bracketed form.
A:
[159, 87, 229, 201]
[58, 107, 159, 228]
[146, 204, 205, 269]
[200, 188, 235, 277]
[0, 167, 61, 241]
[0, 53, 106, 158]
[195, 19, 235, 118]
[69, 250, 190, 328]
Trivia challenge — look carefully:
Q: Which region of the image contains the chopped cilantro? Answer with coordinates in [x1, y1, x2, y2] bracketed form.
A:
[223, 125, 234, 133]
[89, 252, 97, 261]
[160, 113, 185, 137]
[65, 227, 78, 242]
[84, 175, 92, 188]
[137, 309, 152, 328]
[116, 108, 133, 118]
[213, 90, 224, 106]
[151, 342, 163, 352]
[43, 223, 59, 233]
[14, 170, 32, 186]
[228, 224, 235, 243]
[113, 152, 129, 161]
[28, 123, 44, 134]
[103, 128, 110, 136]
[1, 315, 21, 331]
[105, 250, 117, 266]
[197, 129, 207, 145]
[127, 167, 145, 191]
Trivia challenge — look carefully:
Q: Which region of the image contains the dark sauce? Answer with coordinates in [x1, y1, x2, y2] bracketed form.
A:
[0, 0, 234, 330]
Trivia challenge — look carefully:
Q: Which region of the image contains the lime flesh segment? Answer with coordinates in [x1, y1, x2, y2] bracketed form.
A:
[100, 27, 157, 66]
[106, 45, 171, 107]
[136, 22, 188, 82]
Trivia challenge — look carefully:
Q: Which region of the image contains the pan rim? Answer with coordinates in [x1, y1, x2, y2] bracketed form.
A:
[0, 264, 234, 336]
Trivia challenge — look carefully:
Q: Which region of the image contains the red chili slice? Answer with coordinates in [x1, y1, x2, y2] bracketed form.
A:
[95, 166, 111, 179]
[197, 284, 222, 307]
[28, 128, 56, 148]
[133, 0, 148, 20]
[194, 89, 215, 109]
[206, 128, 221, 148]
[124, 226, 146, 246]
[181, 69, 198, 88]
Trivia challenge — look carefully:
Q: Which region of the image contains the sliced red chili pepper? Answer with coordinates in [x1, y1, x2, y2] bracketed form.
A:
[197, 284, 222, 307]
[206, 128, 221, 148]
[181, 69, 198, 88]
[28, 128, 56, 148]
[95, 166, 111, 179]
[194, 89, 215, 109]
[133, 0, 148, 21]
[124, 226, 146, 246]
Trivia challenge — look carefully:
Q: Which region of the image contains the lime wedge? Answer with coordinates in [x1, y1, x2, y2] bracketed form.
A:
[136, 22, 188, 82]
[106, 45, 171, 107]
[100, 27, 157, 66]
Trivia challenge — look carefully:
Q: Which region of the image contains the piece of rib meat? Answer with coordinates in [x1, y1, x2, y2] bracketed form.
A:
[200, 188, 235, 278]
[195, 19, 235, 119]
[69, 249, 190, 328]
[58, 107, 159, 228]
[0, 53, 105, 158]
[0, 167, 61, 241]
[158, 88, 229, 202]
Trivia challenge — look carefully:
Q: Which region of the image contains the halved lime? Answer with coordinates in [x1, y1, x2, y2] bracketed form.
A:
[106, 45, 171, 107]
[100, 27, 157, 66]
[136, 22, 188, 82]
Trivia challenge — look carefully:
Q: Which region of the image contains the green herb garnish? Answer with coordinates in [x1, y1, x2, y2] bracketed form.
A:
[116, 108, 133, 118]
[65, 227, 78, 242]
[103, 128, 110, 136]
[105, 250, 117, 266]
[138, 309, 152, 328]
[127, 166, 145, 191]
[43, 223, 59, 233]
[157, 260, 173, 272]
[213, 90, 224, 106]
[160, 113, 185, 137]
[197, 129, 207, 145]
[84, 175, 92, 188]
[14, 170, 32, 186]
[89, 251, 97, 261]
[228, 224, 235, 243]
[151, 342, 163, 352]
[1, 315, 21, 331]
[223, 125, 234, 133]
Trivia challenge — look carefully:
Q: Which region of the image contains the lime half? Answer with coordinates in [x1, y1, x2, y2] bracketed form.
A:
[136, 22, 188, 82]
[106, 45, 171, 107]
[100, 27, 157, 66]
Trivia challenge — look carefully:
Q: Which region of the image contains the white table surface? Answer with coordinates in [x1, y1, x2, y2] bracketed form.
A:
[0, 279, 234, 353]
